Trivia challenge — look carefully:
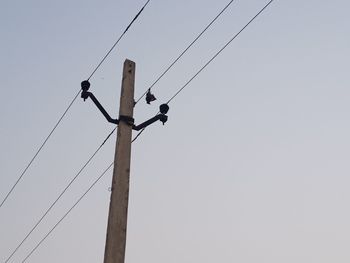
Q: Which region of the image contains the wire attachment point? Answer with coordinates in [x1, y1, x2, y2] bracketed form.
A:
[119, 115, 135, 126]
[81, 80, 91, 101]
[159, 114, 168, 125]
[159, 103, 169, 114]
[80, 83, 169, 130]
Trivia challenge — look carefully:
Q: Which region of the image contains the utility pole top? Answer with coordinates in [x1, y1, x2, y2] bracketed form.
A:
[80, 59, 168, 129]
[119, 59, 135, 117]
[80, 59, 169, 263]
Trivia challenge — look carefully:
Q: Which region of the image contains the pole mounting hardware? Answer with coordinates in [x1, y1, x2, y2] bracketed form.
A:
[81, 80, 169, 130]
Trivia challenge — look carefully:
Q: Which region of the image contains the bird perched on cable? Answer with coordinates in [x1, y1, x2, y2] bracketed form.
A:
[146, 89, 156, 104]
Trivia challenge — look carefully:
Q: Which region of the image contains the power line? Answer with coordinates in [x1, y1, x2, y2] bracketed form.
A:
[18, 127, 141, 260]
[132, 127, 146, 142]
[0, 90, 80, 209]
[132, 0, 238, 142]
[132, 0, 275, 142]
[4, 127, 116, 263]
[166, 0, 275, 104]
[21, 162, 114, 263]
[5, 0, 151, 252]
[134, 0, 236, 105]
[10, 1, 275, 259]
[0, 0, 150, 210]
[87, 0, 151, 81]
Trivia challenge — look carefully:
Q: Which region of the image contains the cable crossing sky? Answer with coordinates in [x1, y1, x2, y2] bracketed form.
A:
[134, 0, 236, 105]
[4, 128, 116, 262]
[0, 0, 151, 211]
[4, 1, 275, 261]
[20, 162, 115, 263]
[133, 0, 275, 142]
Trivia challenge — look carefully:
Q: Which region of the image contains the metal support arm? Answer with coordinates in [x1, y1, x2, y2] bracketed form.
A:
[132, 114, 168, 131]
[81, 85, 168, 130]
[81, 90, 119, 124]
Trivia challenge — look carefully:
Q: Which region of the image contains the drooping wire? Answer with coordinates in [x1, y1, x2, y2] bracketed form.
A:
[16, 2, 152, 251]
[166, 0, 274, 104]
[0, 90, 80, 210]
[132, 0, 275, 142]
[20, 162, 114, 263]
[87, 0, 151, 81]
[134, 0, 236, 105]
[19, 127, 140, 260]
[4, 127, 116, 263]
[0, 0, 150, 211]
[132, 127, 146, 142]
[11, 1, 275, 259]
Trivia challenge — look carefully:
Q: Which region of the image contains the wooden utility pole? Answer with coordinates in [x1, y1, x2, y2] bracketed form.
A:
[103, 59, 135, 263]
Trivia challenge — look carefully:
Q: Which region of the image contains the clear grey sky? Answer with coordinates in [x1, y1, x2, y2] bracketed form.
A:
[1, 0, 350, 262]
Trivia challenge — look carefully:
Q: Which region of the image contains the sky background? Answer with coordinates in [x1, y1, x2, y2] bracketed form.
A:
[1, 0, 350, 262]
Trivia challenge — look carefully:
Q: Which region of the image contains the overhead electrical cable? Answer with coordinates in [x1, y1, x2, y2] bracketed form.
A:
[18, 126, 140, 260]
[20, 162, 114, 263]
[166, 0, 274, 104]
[12, 1, 275, 259]
[132, 128, 146, 142]
[4, 128, 116, 263]
[0, 91, 80, 209]
[87, 0, 151, 81]
[0, 0, 150, 209]
[135, 0, 236, 105]
[132, 0, 275, 142]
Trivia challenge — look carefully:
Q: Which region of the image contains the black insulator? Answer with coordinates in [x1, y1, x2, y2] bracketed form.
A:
[81, 90, 89, 101]
[81, 80, 91, 91]
[159, 104, 169, 114]
[159, 114, 168, 125]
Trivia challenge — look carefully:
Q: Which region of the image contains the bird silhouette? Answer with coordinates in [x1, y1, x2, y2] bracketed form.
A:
[146, 89, 156, 104]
